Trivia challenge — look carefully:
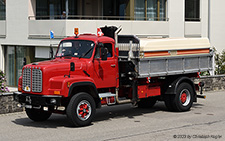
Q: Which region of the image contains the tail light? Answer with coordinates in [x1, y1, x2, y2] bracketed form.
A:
[197, 72, 200, 78]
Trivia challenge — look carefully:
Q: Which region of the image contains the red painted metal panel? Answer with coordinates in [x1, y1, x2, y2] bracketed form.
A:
[138, 85, 161, 99]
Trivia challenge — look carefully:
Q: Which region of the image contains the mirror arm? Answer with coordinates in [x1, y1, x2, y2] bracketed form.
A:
[64, 62, 75, 78]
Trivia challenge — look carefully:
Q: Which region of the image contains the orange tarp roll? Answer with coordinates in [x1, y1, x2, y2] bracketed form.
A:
[144, 51, 170, 57]
[177, 49, 210, 55]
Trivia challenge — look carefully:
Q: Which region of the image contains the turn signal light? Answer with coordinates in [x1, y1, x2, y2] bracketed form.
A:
[18, 87, 22, 92]
[54, 91, 60, 95]
[18, 77, 22, 92]
[67, 82, 70, 88]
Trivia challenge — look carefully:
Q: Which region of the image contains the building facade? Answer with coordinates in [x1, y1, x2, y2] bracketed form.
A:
[0, 0, 224, 86]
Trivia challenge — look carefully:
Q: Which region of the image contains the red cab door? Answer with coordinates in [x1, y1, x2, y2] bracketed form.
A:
[93, 42, 118, 88]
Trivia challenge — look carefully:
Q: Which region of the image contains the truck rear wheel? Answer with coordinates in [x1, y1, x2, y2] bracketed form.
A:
[138, 97, 157, 108]
[25, 108, 52, 121]
[66, 92, 96, 127]
[164, 82, 194, 112]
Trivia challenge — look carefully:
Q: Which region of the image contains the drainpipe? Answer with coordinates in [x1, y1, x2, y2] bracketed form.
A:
[208, 0, 215, 76]
[208, 0, 210, 40]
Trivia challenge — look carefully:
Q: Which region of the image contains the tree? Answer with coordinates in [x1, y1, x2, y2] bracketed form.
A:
[215, 50, 225, 75]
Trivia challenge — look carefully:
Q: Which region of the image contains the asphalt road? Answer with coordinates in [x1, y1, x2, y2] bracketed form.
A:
[0, 90, 224, 141]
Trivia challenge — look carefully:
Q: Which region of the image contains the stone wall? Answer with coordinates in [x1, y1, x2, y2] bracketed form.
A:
[0, 93, 23, 114]
[200, 75, 225, 91]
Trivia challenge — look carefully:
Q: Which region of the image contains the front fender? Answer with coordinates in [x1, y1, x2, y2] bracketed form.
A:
[48, 75, 96, 98]
[67, 78, 100, 108]
[68, 81, 98, 97]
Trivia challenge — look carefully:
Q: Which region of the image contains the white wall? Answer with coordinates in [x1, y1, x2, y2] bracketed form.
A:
[210, 0, 225, 53]
[29, 20, 67, 38]
[5, 0, 29, 44]
[168, 0, 185, 38]
[184, 22, 201, 37]
[201, 0, 209, 38]
[2, 0, 61, 47]
[28, 20, 169, 38]
[0, 44, 4, 71]
[0, 21, 6, 37]
[35, 46, 58, 58]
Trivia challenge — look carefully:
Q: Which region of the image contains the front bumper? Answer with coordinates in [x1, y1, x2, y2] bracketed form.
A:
[13, 92, 62, 106]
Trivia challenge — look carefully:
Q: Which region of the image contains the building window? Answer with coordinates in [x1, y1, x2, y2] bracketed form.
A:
[5, 46, 35, 86]
[135, 0, 167, 21]
[0, 0, 6, 20]
[134, 0, 145, 20]
[185, 0, 200, 21]
[36, 0, 77, 19]
[103, 0, 130, 20]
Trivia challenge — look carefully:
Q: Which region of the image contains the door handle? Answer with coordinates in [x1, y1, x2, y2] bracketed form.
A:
[111, 64, 116, 67]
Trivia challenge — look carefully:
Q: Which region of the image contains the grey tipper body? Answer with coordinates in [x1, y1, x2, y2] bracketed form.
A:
[117, 36, 213, 78]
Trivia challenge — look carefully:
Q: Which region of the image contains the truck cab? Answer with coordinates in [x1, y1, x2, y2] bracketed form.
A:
[14, 31, 120, 126]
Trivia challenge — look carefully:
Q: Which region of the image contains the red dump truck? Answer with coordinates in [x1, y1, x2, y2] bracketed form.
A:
[14, 26, 213, 126]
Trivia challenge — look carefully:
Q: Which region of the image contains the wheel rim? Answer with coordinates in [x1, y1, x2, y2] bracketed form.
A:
[179, 89, 191, 106]
[76, 100, 92, 121]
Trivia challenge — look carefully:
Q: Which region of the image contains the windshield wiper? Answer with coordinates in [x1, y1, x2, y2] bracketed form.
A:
[79, 47, 94, 59]
[60, 54, 73, 58]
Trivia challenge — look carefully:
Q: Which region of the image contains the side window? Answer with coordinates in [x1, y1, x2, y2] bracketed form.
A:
[104, 43, 112, 58]
[94, 46, 100, 58]
[94, 43, 113, 59]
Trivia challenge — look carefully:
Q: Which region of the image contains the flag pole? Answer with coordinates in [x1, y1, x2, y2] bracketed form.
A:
[50, 30, 54, 59]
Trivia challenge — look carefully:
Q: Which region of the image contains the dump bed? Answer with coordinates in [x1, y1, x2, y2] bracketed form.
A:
[117, 37, 213, 78]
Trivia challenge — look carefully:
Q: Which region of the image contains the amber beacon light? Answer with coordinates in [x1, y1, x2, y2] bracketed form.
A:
[74, 28, 79, 37]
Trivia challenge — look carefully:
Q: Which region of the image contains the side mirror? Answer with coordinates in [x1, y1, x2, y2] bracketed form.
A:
[101, 48, 107, 61]
[98, 43, 107, 61]
[50, 46, 54, 59]
[64, 62, 75, 78]
[70, 62, 75, 71]
[23, 58, 27, 66]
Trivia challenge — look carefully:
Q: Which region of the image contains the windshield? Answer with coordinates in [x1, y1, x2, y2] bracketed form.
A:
[56, 40, 95, 58]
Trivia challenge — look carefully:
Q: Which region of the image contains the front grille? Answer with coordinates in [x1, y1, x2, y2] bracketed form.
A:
[32, 69, 42, 92]
[22, 68, 42, 93]
[22, 68, 31, 92]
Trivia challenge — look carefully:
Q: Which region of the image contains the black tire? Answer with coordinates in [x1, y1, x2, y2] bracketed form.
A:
[25, 108, 52, 121]
[164, 95, 175, 111]
[138, 97, 157, 108]
[164, 82, 194, 112]
[66, 92, 96, 127]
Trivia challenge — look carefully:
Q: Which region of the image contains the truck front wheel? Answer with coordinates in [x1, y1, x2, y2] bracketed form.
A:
[66, 92, 96, 127]
[164, 82, 194, 112]
[25, 108, 52, 121]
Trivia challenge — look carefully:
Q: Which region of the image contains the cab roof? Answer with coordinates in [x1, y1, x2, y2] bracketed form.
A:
[61, 34, 115, 43]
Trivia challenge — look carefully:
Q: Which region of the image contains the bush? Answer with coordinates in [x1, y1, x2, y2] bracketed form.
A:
[215, 50, 225, 75]
[0, 70, 9, 93]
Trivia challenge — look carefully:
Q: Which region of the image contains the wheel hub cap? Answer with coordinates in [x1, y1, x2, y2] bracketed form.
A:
[77, 100, 91, 121]
[179, 89, 191, 106]
[181, 93, 187, 104]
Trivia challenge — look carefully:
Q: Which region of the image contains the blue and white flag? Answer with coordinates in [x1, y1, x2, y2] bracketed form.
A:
[50, 30, 54, 39]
